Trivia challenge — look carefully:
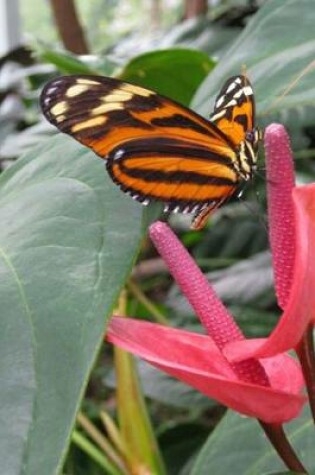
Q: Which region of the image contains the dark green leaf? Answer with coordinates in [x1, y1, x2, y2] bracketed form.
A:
[159, 423, 208, 475]
[263, 472, 305, 475]
[119, 48, 215, 105]
[191, 407, 315, 474]
[0, 135, 145, 475]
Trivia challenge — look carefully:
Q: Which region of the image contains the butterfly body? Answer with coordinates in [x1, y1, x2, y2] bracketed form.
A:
[40, 74, 261, 229]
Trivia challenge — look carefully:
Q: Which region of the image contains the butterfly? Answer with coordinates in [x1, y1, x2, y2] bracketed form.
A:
[40, 73, 261, 229]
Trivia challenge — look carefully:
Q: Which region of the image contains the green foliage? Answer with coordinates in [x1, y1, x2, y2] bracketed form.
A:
[36, 45, 118, 76]
[159, 423, 208, 475]
[119, 48, 215, 106]
[192, 0, 315, 132]
[0, 136, 144, 474]
[159, 16, 242, 57]
[191, 407, 315, 474]
[20, 0, 182, 53]
[38, 47, 98, 74]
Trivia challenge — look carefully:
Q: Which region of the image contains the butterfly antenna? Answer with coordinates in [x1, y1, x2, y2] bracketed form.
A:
[254, 167, 266, 179]
[237, 178, 268, 234]
[263, 59, 315, 116]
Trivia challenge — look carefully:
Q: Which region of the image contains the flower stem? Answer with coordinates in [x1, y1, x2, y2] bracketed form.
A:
[71, 430, 123, 475]
[127, 278, 169, 325]
[259, 421, 307, 473]
[296, 324, 315, 423]
[77, 412, 128, 474]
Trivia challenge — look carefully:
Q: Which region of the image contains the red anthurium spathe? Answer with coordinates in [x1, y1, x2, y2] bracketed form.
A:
[108, 173, 306, 424]
[225, 124, 315, 362]
[109, 316, 304, 423]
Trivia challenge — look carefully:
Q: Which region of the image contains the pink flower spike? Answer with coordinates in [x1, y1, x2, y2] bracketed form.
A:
[265, 124, 296, 310]
[225, 126, 315, 362]
[107, 317, 305, 423]
[150, 221, 269, 385]
[149, 221, 244, 349]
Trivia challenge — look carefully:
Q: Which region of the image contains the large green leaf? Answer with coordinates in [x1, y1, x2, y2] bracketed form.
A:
[192, 0, 315, 125]
[0, 135, 145, 475]
[191, 406, 315, 474]
[119, 48, 215, 106]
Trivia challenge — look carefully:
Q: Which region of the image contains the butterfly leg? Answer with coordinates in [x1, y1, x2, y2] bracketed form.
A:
[191, 197, 228, 230]
[191, 205, 215, 230]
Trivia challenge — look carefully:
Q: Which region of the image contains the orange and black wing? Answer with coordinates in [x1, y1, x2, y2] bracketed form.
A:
[210, 75, 255, 147]
[40, 75, 240, 218]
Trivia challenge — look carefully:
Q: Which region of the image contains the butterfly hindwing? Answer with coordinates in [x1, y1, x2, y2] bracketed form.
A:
[41, 75, 242, 216]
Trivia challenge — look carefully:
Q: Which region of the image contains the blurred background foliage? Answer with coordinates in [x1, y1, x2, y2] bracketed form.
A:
[1, 1, 315, 474]
[21, 0, 182, 53]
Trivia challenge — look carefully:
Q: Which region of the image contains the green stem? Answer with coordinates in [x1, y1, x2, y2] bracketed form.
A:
[71, 430, 123, 475]
[77, 412, 129, 474]
[295, 148, 315, 160]
[127, 278, 169, 325]
[296, 324, 315, 424]
[259, 422, 307, 474]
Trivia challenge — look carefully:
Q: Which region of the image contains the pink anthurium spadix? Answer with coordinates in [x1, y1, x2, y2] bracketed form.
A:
[225, 124, 315, 363]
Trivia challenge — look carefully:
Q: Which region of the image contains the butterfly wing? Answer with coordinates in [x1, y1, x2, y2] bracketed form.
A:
[40, 75, 241, 221]
[210, 75, 255, 146]
[191, 74, 256, 229]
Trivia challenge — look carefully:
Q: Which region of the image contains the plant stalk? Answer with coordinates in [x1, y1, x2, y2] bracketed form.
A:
[127, 278, 169, 325]
[296, 324, 315, 423]
[259, 421, 307, 474]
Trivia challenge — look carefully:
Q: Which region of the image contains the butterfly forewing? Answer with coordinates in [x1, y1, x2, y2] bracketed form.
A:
[210, 75, 255, 147]
[41, 75, 242, 215]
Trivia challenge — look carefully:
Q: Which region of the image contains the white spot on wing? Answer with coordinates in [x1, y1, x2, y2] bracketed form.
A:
[226, 82, 237, 93]
[215, 96, 224, 108]
[47, 86, 57, 95]
[182, 206, 191, 214]
[242, 86, 253, 96]
[114, 149, 124, 161]
[226, 99, 237, 107]
[211, 110, 225, 121]
[233, 86, 253, 99]
[50, 101, 68, 116]
[66, 84, 89, 97]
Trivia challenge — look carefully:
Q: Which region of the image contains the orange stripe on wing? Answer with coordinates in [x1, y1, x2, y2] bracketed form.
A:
[84, 127, 236, 164]
[122, 156, 238, 182]
[111, 164, 236, 202]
